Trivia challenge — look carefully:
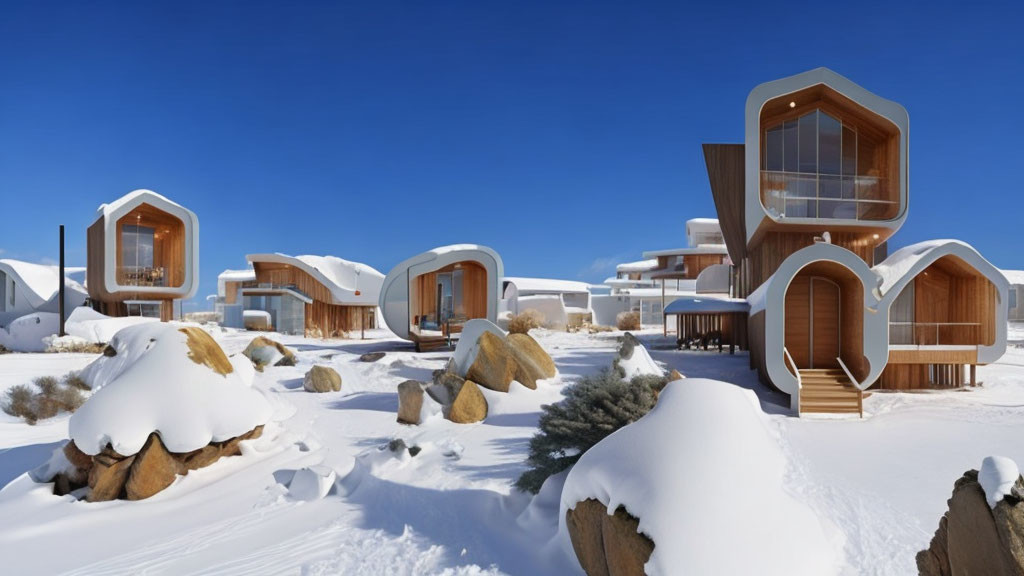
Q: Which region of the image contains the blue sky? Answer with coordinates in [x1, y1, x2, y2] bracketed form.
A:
[1, 1, 1021, 311]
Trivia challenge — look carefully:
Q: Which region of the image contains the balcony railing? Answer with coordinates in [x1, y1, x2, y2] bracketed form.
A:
[888, 322, 982, 346]
[117, 266, 169, 287]
[761, 170, 898, 221]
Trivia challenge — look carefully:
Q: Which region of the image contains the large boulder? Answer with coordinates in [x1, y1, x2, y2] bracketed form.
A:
[125, 433, 182, 501]
[87, 448, 136, 502]
[918, 465, 1024, 575]
[566, 499, 654, 576]
[465, 331, 518, 392]
[303, 365, 342, 393]
[506, 333, 557, 390]
[242, 336, 297, 370]
[397, 380, 426, 425]
[448, 380, 487, 424]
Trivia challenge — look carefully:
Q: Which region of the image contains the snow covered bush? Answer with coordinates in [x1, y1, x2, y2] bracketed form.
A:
[515, 369, 658, 494]
[1, 375, 87, 425]
[508, 309, 545, 334]
[616, 311, 640, 331]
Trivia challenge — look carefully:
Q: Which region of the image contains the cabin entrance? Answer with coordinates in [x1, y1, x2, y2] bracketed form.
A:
[784, 260, 863, 374]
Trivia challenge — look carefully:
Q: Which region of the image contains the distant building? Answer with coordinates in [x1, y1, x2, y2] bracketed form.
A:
[0, 259, 87, 328]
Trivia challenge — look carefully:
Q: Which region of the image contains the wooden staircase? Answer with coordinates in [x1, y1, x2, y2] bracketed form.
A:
[798, 369, 863, 417]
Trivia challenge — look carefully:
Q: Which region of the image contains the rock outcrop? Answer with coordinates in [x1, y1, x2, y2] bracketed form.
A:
[397, 380, 425, 425]
[506, 333, 557, 390]
[918, 468, 1024, 575]
[242, 336, 297, 370]
[566, 498, 655, 576]
[465, 331, 518, 392]
[448, 379, 487, 424]
[303, 365, 342, 393]
[57, 425, 265, 502]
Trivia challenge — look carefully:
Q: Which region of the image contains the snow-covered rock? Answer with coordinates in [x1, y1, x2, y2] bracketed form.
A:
[451, 319, 508, 376]
[69, 323, 272, 456]
[288, 466, 337, 501]
[558, 379, 837, 575]
[980, 456, 1020, 508]
[0, 312, 59, 352]
[613, 332, 663, 379]
[65, 306, 157, 344]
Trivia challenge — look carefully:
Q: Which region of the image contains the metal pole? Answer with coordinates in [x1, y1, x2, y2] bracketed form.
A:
[59, 225, 66, 337]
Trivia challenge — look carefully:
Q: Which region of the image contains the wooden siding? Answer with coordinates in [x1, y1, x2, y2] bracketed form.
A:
[252, 262, 336, 304]
[224, 281, 241, 305]
[876, 363, 967, 390]
[747, 231, 878, 291]
[887, 348, 977, 365]
[906, 256, 997, 346]
[784, 275, 811, 368]
[811, 278, 840, 369]
[684, 254, 727, 280]
[702, 143, 747, 263]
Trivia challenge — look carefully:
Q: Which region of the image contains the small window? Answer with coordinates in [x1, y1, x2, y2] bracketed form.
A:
[10, 279, 14, 308]
[125, 301, 161, 318]
[1010, 289, 1018, 310]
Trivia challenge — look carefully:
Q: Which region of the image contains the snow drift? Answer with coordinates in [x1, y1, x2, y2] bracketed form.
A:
[70, 323, 271, 456]
[559, 379, 838, 575]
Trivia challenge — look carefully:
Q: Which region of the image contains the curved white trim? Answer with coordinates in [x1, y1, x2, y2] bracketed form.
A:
[875, 240, 1008, 365]
[245, 253, 383, 306]
[378, 244, 504, 341]
[97, 189, 199, 300]
[744, 68, 910, 244]
[758, 243, 887, 409]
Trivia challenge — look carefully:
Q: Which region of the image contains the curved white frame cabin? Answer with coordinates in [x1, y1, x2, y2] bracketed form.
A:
[87, 189, 199, 320]
[379, 244, 503, 342]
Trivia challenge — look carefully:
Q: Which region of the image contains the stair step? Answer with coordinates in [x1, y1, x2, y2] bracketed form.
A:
[801, 390, 861, 398]
[801, 405, 861, 414]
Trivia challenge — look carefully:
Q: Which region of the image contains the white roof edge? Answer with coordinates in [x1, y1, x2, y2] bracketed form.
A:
[245, 252, 384, 305]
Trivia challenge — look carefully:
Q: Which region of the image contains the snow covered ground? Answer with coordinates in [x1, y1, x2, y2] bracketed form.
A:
[1, 324, 1024, 574]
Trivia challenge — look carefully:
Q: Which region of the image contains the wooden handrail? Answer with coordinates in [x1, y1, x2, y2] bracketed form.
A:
[784, 347, 801, 416]
[836, 357, 863, 418]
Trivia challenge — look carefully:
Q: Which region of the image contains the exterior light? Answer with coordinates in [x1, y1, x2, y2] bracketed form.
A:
[872, 234, 880, 240]
[789, 101, 796, 108]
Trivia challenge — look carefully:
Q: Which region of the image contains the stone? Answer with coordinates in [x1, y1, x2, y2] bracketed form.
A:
[465, 331, 517, 393]
[566, 498, 655, 576]
[359, 352, 386, 363]
[668, 369, 684, 381]
[102, 344, 117, 357]
[125, 433, 182, 501]
[87, 451, 136, 502]
[178, 327, 234, 375]
[918, 469, 1024, 575]
[397, 380, 426, 425]
[566, 499, 612, 576]
[63, 440, 94, 472]
[242, 336, 297, 370]
[179, 444, 223, 471]
[447, 380, 487, 424]
[506, 333, 556, 389]
[303, 365, 342, 393]
[602, 505, 655, 576]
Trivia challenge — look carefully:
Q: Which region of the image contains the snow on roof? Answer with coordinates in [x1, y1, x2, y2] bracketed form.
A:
[873, 239, 990, 295]
[641, 245, 729, 258]
[686, 217, 720, 226]
[616, 259, 658, 273]
[502, 277, 591, 294]
[218, 268, 256, 282]
[747, 276, 771, 315]
[71, 323, 271, 456]
[246, 253, 384, 305]
[0, 259, 87, 308]
[664, 295, 750, 315]
[1001, 270, 1024, 286]
[559, 379, 836, 575]
[95, 189, 187, 220]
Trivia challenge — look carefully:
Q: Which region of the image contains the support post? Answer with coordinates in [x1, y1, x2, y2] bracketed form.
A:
[970, 364, 976, 387]
[662, 279, 667, 338]
[59, 225, 66, 337]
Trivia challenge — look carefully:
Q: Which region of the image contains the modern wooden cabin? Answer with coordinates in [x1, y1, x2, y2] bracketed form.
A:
[699, 68, 1007, 416]
[86, 190, 199, 320]
[379, 245, 503, 351]
[226, 254, 382, 337]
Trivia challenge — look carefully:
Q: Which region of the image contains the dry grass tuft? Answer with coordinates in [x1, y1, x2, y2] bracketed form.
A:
[64, 371, 91, 391]
[1, 375, 88, 425]
[45, 341, 106, 354]
[616, 311, 641, 331]
[179, 327, 234, 375]
[508, 309, 545, 334]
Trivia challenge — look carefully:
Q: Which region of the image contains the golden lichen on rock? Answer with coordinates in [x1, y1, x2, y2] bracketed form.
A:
[178, 327, 234, 376]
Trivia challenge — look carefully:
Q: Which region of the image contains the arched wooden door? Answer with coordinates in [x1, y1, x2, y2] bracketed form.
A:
[810, 277, 840, 368]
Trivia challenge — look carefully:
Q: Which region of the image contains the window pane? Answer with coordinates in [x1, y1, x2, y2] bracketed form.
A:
[765, 125, 783, 171]
[798, 111, 817, 173]
[818, 112, 841, 175]
[122, 225, 155, 269]
[783, 120, 798, 172]
[842, 125, 856, 177]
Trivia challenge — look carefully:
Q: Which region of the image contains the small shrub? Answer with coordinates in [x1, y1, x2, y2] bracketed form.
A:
[616, 311, 641, 331]
[1, 384, 35, 422]
[508, 309, 545, 334]
[45, 341, 106, 354]
[0, 376, 88, 425]
[64, 371, 91, 391]
[587, 324, 614, 334]
[515, 369, 659, 494]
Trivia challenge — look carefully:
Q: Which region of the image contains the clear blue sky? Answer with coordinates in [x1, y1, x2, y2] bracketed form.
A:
[1, 1, 1021, 311]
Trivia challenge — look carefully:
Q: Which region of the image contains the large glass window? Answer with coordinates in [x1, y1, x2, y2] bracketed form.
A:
[122, 225, 155, 269]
